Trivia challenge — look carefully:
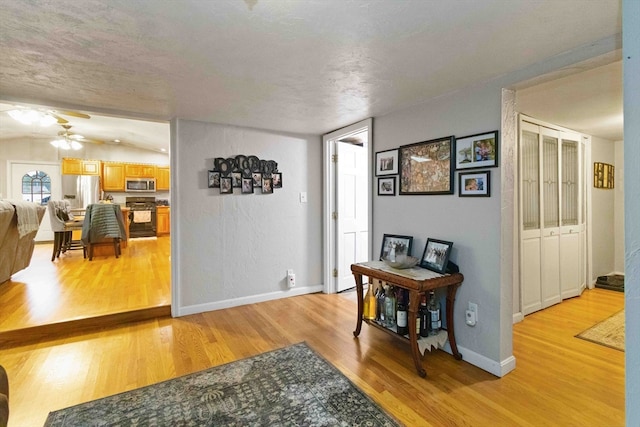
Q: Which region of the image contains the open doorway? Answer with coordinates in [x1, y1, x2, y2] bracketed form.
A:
[323, 119, 373, 294]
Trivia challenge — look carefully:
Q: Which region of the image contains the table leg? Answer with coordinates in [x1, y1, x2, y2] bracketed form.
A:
[353, 273, 364, 337]
[446, 282, 463, 360]
[408, 290, 426, 377]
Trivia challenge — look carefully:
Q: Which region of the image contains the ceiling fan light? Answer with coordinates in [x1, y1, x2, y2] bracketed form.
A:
[70, 140, 83, 150]
[50, 139, 71, 150]
[39, 114, 57, 127]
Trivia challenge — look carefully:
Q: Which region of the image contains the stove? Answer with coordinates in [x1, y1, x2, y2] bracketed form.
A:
[125, 196, 157, 238]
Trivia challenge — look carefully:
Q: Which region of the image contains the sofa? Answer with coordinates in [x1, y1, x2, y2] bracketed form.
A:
[0, 365, 7, 427]
[0, 200, 46, 284]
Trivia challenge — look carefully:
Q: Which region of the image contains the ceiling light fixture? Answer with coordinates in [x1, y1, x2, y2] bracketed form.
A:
[50, 138, 82, 150]
[8, 108, 57, 127]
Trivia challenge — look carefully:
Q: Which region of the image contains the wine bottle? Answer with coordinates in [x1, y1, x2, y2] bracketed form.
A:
[419, 294, 429, 337]
[428, 290, 441, 335]
[396, 289, 408, 335]
[376, 285, 386, 323]
[363, 283, 377, 320]
[383, 285, 395, 328]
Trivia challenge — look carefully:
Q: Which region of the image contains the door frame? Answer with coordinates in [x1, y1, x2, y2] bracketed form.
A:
[322, 118, 373, 294]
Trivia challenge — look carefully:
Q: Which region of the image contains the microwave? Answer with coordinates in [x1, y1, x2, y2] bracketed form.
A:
[125, 177, 156, 192]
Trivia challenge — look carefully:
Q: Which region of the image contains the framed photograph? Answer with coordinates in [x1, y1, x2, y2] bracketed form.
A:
[241, 177, 254, 194]
[272, 172, 282, 188]
[459, 170, 491, 197]
[262, 178, 273, 194]
[375, 149, 399, 176]
[379, 234, 413, 261]
[208, 170, 220, 188]
[594, 162, 614, 189]
[399, 136, 454, 195]
[420, 238, 453, 274]
[252, 172, 262, 187]
[232, 172, 242, 188]
[455, 131, 498, 170]
[220, 176, 233, 194]
[377, 177, 396, 196]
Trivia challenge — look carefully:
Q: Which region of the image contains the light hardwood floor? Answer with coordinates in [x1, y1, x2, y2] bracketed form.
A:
[0, 281, 624, 426]
[0, 236, 171, 334]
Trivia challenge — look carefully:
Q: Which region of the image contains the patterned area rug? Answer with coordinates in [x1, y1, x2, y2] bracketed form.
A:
[44, 342, 401, 426]
[576, 310, 625, 352]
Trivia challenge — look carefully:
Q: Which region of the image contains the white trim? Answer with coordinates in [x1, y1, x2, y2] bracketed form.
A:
[322, 118, 373, 295]
[175, 285, 324, 317]
[442, 342, 517, 378]
[169, 118, 180, 318]
[513, 312, 524, 324]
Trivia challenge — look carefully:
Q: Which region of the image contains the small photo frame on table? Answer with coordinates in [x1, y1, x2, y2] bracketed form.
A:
[379, 234, 413, 261]
[208, 171, 220, 188]
[459, 170, 490, 197]
[220, 177, 233, 194]
[375, 149, 399, 176]
[377, 177, 396, 196]
[455, 131, 498, 170]
[241, 177, 254, 194]
[399, 136, 454, 195]
[420, 238, 453, 274]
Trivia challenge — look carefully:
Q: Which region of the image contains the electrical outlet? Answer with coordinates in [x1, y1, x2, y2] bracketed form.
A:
[287, 269, 296, 288]
[466, 302, 478, 326]
[468, 302, 478, 320]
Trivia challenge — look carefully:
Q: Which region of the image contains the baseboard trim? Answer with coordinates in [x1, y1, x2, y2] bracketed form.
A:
[176, 285, 324, 317]
[442, 342, 516, 378]
[0, 305, 171, 347]
[513, 312, 524, 323]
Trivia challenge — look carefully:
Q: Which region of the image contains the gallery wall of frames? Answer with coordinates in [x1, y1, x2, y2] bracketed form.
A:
[208, 155, 282, 195]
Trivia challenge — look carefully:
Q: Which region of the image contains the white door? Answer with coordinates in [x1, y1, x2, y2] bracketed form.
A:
[336, 140, 369, 292]
[322, 118, 372, 294]
[9, 161, 61, 241]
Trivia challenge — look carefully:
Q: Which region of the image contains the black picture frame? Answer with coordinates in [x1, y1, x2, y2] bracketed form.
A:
[208, 170, 220, 188]
[377, 177, 396, 196]
[420, 238, 453, 274]
[252, 172, 262, 187]
[232, 172, 242, 188]
[273, 172, 282, 188]
[241, 177, 254, 194]
[262, 177, 273, 194]
[379, 234, 413, 261]
[459, 170, 491, 197]
[220, 176, 233, 194]
[399, 136, 454, 195]
[454, 131, 499, 170]
[375, 149, 399, 176]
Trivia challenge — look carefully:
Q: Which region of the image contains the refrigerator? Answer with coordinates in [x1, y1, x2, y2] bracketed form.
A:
[61, 175, 102, 210]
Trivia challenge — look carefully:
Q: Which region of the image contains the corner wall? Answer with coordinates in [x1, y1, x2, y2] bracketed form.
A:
[171, 119, 323, 315]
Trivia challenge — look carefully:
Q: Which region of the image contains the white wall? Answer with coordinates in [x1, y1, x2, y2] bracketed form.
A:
[623, 0, 640, 422]
[614, 139, 625, 273]
[171, 119, 323, 316]
[590, 136, 617, 280]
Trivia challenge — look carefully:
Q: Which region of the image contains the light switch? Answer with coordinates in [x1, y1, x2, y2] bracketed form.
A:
[300, 192, 307, 203]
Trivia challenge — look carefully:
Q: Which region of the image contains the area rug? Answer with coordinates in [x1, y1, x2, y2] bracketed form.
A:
[576, 310, 625, 352]
[595, 274, 625, 292]
[44, 342, 401, 427]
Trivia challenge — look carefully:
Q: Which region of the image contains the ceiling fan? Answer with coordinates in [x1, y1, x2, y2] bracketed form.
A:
[4, 106, 90, 126]
[51, 124, 104, 150]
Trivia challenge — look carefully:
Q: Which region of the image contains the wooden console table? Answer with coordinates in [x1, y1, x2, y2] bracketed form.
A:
[351, 261, 464, 377]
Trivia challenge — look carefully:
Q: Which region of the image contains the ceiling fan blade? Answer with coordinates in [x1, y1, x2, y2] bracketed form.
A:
[53, 110, 91, 119]
[50, 113, 69, 124]
[83, 137, 104, 145]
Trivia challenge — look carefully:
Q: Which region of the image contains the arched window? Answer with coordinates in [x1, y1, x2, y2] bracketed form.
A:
[22, 170, 51, 205]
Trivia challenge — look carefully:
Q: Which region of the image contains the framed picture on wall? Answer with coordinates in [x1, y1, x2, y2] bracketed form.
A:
[377, 177, 396, 196]
[208, 170, 220, 188]
[458, 170, 491, 197]
[455, 131, 499, 170]
[399, 136, 454, 195]
[241, 177, 254, 194]
[375, 149, 399, 176]
[220, 176, 233, 194]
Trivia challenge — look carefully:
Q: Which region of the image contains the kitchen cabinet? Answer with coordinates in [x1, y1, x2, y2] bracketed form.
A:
[62, 158, 101, 175]
[156, 166, 170, 191]
[156, 206, 170, 235]
[102, 162, 126, 192]
[125, 163, 156, 178]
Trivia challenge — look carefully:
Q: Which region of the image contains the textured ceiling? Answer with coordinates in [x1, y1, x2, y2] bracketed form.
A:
[0, 0, 622, 147]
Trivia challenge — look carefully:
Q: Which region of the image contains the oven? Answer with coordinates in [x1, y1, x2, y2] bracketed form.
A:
[125, 196, 157, 238]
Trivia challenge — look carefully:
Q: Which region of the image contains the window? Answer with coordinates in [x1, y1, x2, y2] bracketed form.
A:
[22, 170, 51, 205]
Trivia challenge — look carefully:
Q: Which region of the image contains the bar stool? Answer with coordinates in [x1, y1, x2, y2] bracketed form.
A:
[81, 203, 127, 261]
[47, 200, 86, 261]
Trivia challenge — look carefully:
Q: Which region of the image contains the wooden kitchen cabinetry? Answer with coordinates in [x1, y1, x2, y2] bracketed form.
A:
[156, 166, 170, 191]
[156, 206, 170, 235]
[62, 158, 101, 175]
[125, 163, 157, 178]
[102, 162, 126, 192]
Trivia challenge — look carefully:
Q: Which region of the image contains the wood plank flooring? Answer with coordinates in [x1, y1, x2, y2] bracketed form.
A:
[0, 236, 171, 334]
[0, 286, 624, 427]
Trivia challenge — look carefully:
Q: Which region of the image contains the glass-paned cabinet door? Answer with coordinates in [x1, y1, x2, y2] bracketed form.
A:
[561, 138, 579, 226]
[542, 134, 559, 229]
[521, 129, 540, 230]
